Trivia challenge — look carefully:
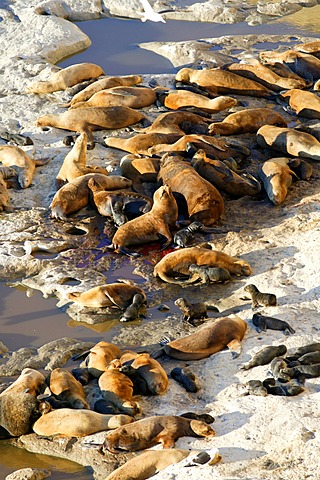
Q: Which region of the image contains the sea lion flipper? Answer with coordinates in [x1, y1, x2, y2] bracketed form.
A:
[227, 339, 242, 358]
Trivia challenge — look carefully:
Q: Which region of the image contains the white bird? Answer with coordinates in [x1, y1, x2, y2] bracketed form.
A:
[139, 0, 166, 23]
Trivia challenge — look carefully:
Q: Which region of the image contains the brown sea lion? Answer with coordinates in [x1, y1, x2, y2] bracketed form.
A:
[120, 154, 160, 193]
[70, 86, 157, 110]
[175, 67, 275, 98]
[50, 173, 132, 219]
[35, 106, 147, 148]
[162, 315, 247, 360]
[110, 184, 178, 256]
[80, 341, 122, 378]
[138, 111, 210, 135]
[0, 392, 39, 437]
[32, 408, 132, 437]
[280, 89, 320, 119]
[258, 157, 298, 205]
[26, 63, 105, 94]
[68, 283, 146, 309]
[0, 368, 45, 397]
[157, 153, 224, 226]
[259, 50, 320, 81]
[0, 173, 10, 211]
[46, 368, 89, 409]
[163, 89, 237, 113]
[208, 107, 287, 135]
[256, 125, 320, 161]
[104, 132, 182, 155]
[154, 246, 252, 284]
[0, 145, 49, 188]
[295, 40, 320, 57]
[69, 75, 142, 106]
[55, 132, 108, 188]
[225, 59, 309, 91]
[191, 149, 261, 197]
[103, 415, 215, 453]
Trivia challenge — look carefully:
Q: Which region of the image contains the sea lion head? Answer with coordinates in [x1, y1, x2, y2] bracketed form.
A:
[190, 419, 216, 438]
[235, 260, 252, 276]
[175, 68, 191, 83]
[154, 184, 173, 202]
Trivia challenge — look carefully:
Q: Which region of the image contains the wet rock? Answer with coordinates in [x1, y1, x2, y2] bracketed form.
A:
[5, 468, 51, 480]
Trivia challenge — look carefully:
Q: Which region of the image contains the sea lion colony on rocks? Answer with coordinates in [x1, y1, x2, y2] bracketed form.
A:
[1, 38, 320, 479]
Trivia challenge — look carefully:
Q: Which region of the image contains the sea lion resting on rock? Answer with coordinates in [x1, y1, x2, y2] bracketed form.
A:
[259, 50, 320, 81]
[80, 341, 122, 378]
[138, 111, 210, 135]
[32, 408, 132, 437]
[174, 297, 210, 323]
[154, 246, 252, 284]
[280, 89, 320, 119]
[161, 315, 247, 360]
[241, 344, 287, 370]
[256, 125, 320, 162]
[0, 173, 10, 211]
[35, 106, 147, 149]
[0, 145, 49, 188]
[50, 173, 132, 219]
[110, 185, 178, 256]
[46, 368, 89, 409]
[68, 283, 146, 309]
[188, 264, 231, 284]
[55, 132, 108, 188]
[294, 40, 320, 57]
[103, 415, 215, 453]
[157, 153, 224, 226]
[252, 312, 295, 335]
[163, 89, 237, 113]
[244, 284, 277, 308]
[0, 392, 39, 437]
[119, 293, 147, 322]
[208, 107, 287, 135]
[70, 86, 157, 110]
[120, 154, 160, 193]
[258, 157, 298, 205]
[0, 368, 45, 397]
[26, 62, 105, 94]
[105, 132, 182, 155]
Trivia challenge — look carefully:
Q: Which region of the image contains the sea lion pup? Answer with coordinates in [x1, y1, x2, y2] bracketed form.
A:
[118, 352, 168, 395]
[50, 173, 132, 220]
[175, 67, 275, 98]
[79, 341, 122, 378]
[280, 363, 320, 381]
[175, 297, 211, 324]
[280, 89, 320, 119]
[0, 368, 46, 397]
[103, 415, 215, 453]
[161, 315, 247, 360]
[258, 157, 299, 205]
[69, 75, 142, 106]
[110, 184, 178, 256]
[208, 107, 287, 136]
[188, 264, 232, 284]
[70, 86, 157, 110]
[154, 247, 252, 284]
[55, 132, 108, 188]
[46, 368, 89, 409]
[35, 106, 147, 149]
[288, 343, 320, 362]
[225, 59, 309, 91]
[137, 111, 211, 135]
[170, 367, 199, 392]
[162, 89, 237, 113]
[157, 154, 224, 226]
[0, 145, 49, 189]
[191, 149, 261, 197]
[98, 365, 140, 416]
[104, 132, 182, 155]
[256, 125, 320, 162]
[0, 391, 39, 437]
[259, 49, 320, 81]
[26, 62, 105, 94]
[119, 293, 147, 322]
[252, 313, 295, 335]
[241, 344, 287, 370]
[120, 154, 160, 193]
[244, 284, 277, 308]
[32, 408, 132, 437]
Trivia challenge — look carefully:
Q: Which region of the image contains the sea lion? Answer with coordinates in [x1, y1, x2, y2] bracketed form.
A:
[188, 264, 232, 284]
[163, 89, 237, 112]
[259, 50, 320, 81]
[104, 132, 182, 155]
[80, 341, 122, 378]
[0, 368, 45, 397]
[157, 153, 224, 226]
[287, 343, 320, 361]
[175, 297, 209, 323]
[32, 408, 133, 437]
[280, 89, 320, 119]
[244, 284, 277, 308]
[46, 368, 89, 409]
[0, 145, 49, 188]
[252, 312, 295, 335]
[137, 111, 210, 135]
[110, 184, 178, 256]
[208, 107, 287, 135]
[280, 363, 320, 381]
[0, 173, 10, 212]
[68, 283, 146, 309]
[120, 154, 160, 193]
[69, 75, 142, 106]
[258, 157, 298, 205]
[170, 367, 199, 392]
[26, 63, 105, 94]
[0, 392, 39, 437]
[35, 106, 147, 149]
[173, 221, 224, 248]
[270, 357, 291, 382]
[175, 67, 275, 98]
[70, 86, 157, 110]
[119, 293, 147, 322]
[241, 344, 287, 370]
[55, 132, 108, 188]
[154, 246, 252, 284]
[179, 412, 215, 424]
[295, 40, 320, 57]
[103, 415, 215, 453]
[225, 59, 309, 91]
[50, 173, 132, 219]
[191, 149, 261, 197]
[98, 365, 140, 416]
[240, 379, 268, 397]
[162, 315, 247, 360]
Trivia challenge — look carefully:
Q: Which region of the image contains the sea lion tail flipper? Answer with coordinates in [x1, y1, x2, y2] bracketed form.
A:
[227, 339, 242, 359]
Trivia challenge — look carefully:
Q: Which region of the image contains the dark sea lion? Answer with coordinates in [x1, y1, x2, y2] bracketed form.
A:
[32, 408, 133, 437]
[175, 67, 275, 97]
[79, 341, 122, 378]
[163, 89, 237, 112]
[26, 62, 105, 93]
[252, 312, 295, 335]
[280, 89, 320, 119]
[170, 367, 199, 392]
[0, 145, 49, 188]
[241, 344, 287, 370]
[262, 377, 286, 396]
[208, 107, 287, 135]
[259, 50, 320, 81]
[0, 130, 33, 146]
[70, 86, 157, 110]
[258, 157, 298, 205]
[103, 415, 215, 453]
[180, 412, 215, 424]
[174, 297, 209, 323]
[157, 153, 224, 226]
[287, 343, 320, 361]
[244, 284, 277, 308]
[104, 132, 182, 155]
[296, 351, 320, 364]
[0, 392, 39, 437]
[241, 379, 268, 397]
[47, 368, 89, 409]
[281, 363, 320, 381]
[269, 357, 291, 382]
[50, 173, 132, 219]
[110, 184, 178, 256]
[173, 221, 223, 248]
[154, 247, 252, 284]
[119, 293, 147, 322]
[163, 315, 247, 360]
[188, 264, 231, 284]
